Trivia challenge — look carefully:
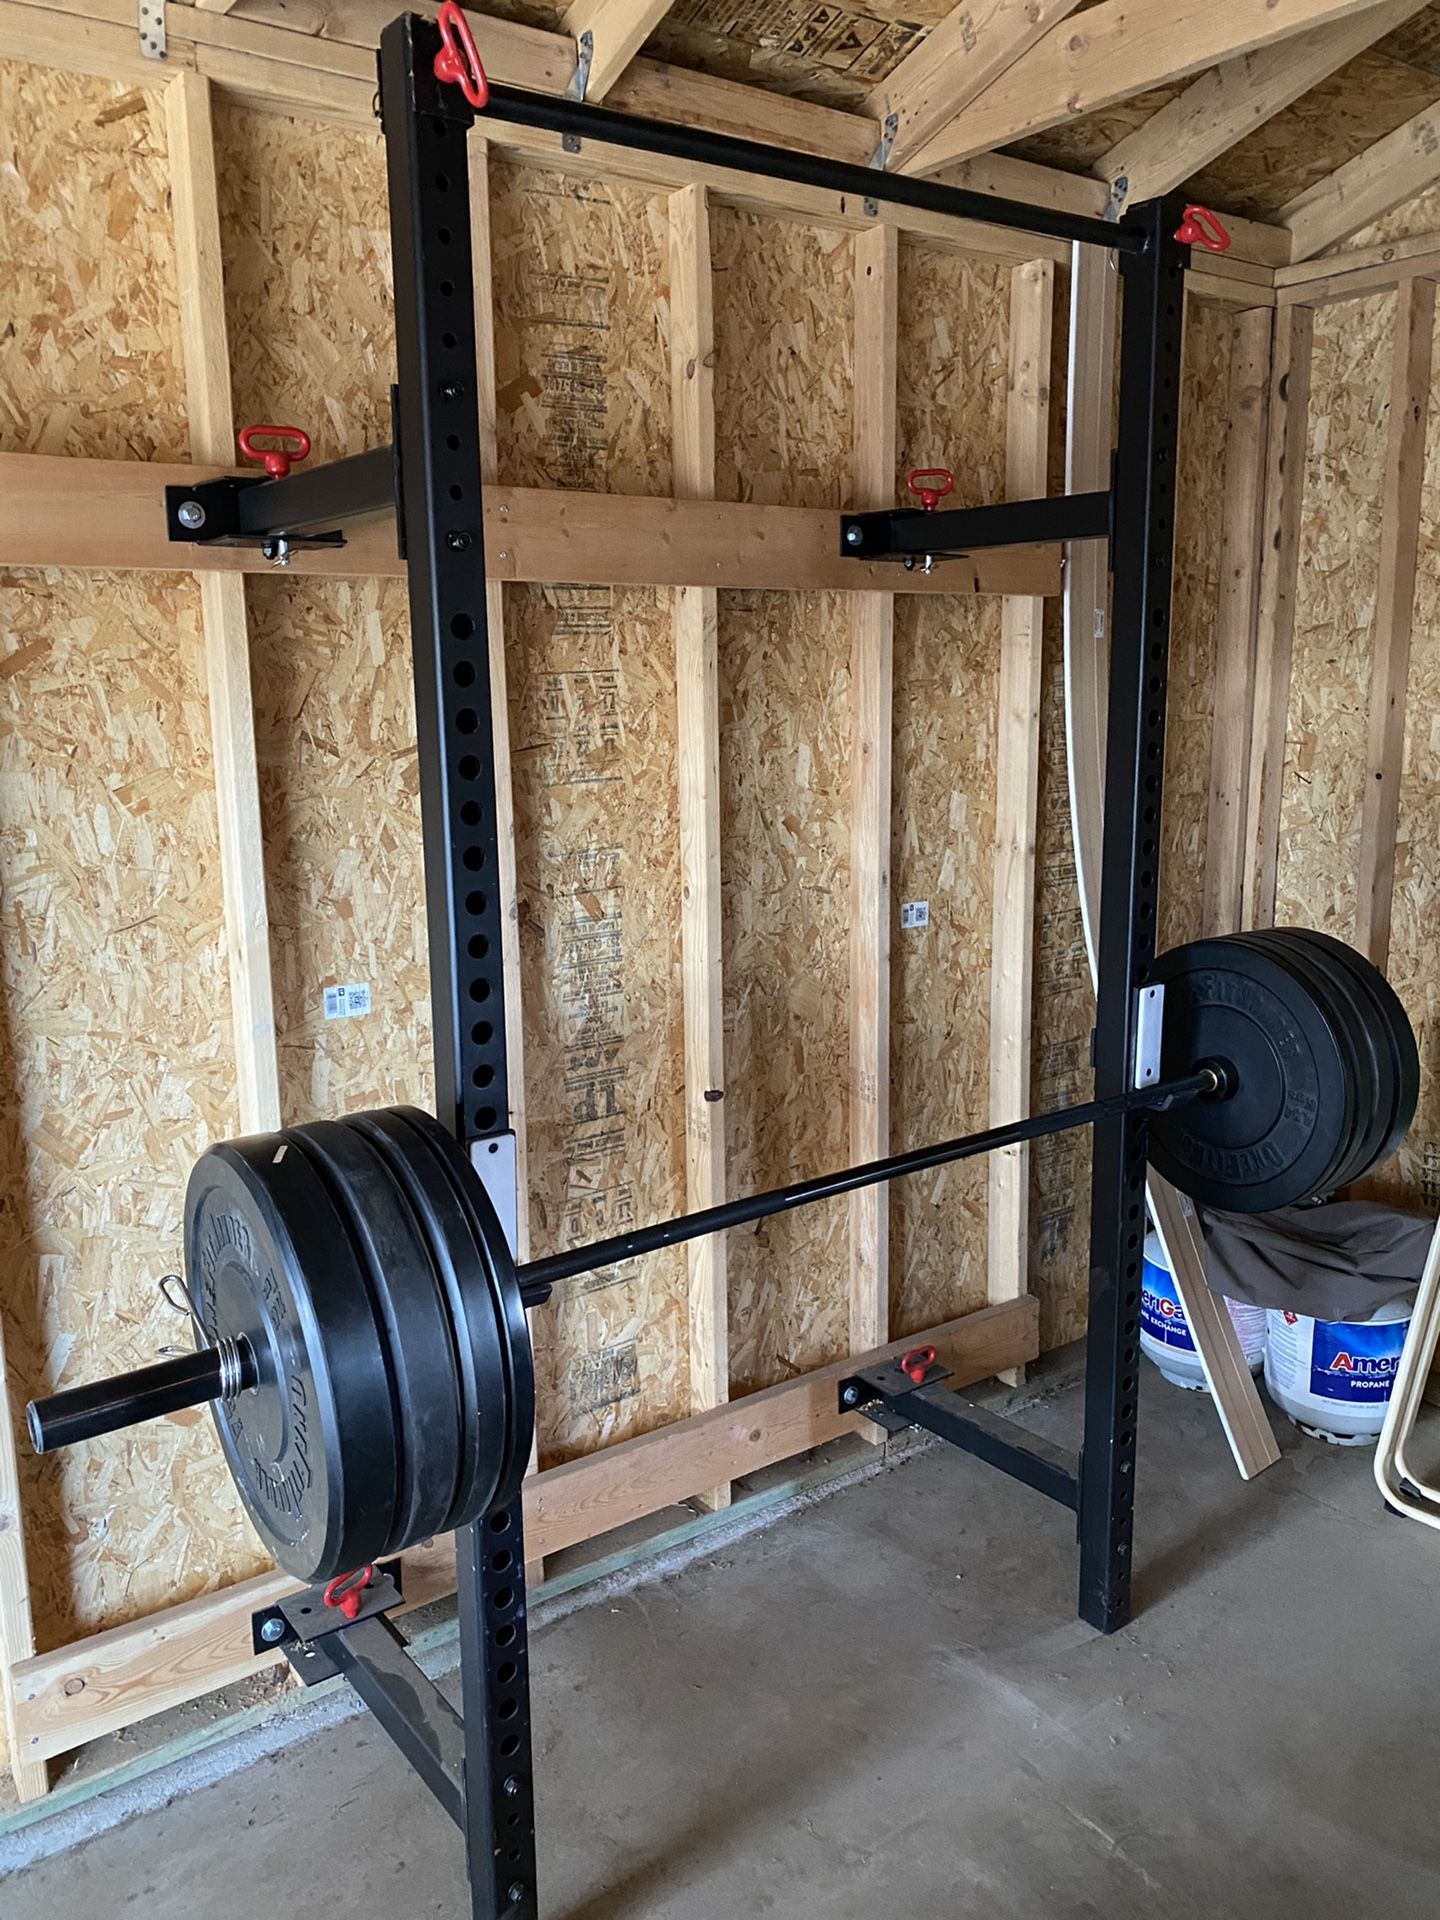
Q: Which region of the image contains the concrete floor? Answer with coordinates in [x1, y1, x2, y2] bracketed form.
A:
[8, 1363, 1440, 1918]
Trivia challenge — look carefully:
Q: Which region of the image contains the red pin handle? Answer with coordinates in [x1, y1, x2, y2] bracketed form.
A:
[900, 1345, 937, 1386]
[322, 1565, 374, 1623]
[237, 424, 311, 480]
[1174, 205, 1230, 254]
[434, 0, 489, 109]
[907, 468, 954, 512]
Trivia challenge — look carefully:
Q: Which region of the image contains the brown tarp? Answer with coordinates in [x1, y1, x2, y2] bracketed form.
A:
[1201, 1200, 1432, 1321]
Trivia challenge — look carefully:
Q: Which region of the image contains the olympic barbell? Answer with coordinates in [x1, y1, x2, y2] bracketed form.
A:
[26, 929, 1418, 1583]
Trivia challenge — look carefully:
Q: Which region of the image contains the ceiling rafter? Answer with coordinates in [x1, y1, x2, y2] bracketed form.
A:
[561, 0, 677, 102]
[0, 0, 1290, 265]
[1094, 0, 1429, 215]
[866, 0, 1086, 173]
[1282, 96, 1440, 258]
[899, 0, 1406, 178]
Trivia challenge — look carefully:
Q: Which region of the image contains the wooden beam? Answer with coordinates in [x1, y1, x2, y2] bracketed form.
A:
[901, 0, 1394, 178]
[1063, 242, 1118, 974]
[1283, 100, 1440, 262]
[1, 0, 1287, 267]
[0, 454, 1063, 595]
[848, 224, 899, 1364]
[10, 1297, 1036, 1763]
[166, 69, 281, 1136]
[563, 0, 674, 102]
[1242, 305, 1314, 928]
[219, 0, 877, 162]
[168, 75, 235, 465]
[1203, 307, 1273, 936]
[1187, 267, 1277, 311]
[987, 257, 1053, 1380]
[1094, 0, 1425, 216]
[1357, 276, 1435, 967]
[934, 152, 1291, 268]
[0, 1318, 45, 1801]
[869, 0, 1086, 175]
[668, 184, 729, 1510]
[473, 117, 1069, 269]
[468, 133, 542, 1582]
[1278, 224, 1440, 298]
[1281, 242, 1440, 311]
[0, 0, 194, 82]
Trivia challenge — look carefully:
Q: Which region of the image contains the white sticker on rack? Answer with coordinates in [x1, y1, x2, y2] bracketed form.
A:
[323, 983, 373, 1021]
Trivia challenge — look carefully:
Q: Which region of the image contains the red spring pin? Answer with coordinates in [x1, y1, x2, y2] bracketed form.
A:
[322, 1565, 374, 1623]
[434, 1, 489, 109]
[1174, 205, 1230, 254]
[906, 468, 954, 512]
[900, 1345, 937, 1386]
[237, 424, 311, 480]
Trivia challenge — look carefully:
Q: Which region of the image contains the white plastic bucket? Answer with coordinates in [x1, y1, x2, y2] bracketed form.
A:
[1265, 1295, 1413, 1445]
[1140, 1231, 1266, 1390]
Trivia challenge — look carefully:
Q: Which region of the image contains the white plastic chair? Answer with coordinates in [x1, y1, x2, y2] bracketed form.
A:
[1375, 1214, 1440, 1529]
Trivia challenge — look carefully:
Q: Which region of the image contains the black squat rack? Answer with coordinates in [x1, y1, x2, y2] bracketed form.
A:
[142, 9, 1210, 1915]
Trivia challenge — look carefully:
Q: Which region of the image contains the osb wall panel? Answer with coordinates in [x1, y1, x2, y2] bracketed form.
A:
[509, 584, 689, 1462]
[712, 205, 853, 508]
[0, 567, 262, 1654]
[1274, 292, 1395, 937]
[1009, 85, 1180, 175]
[720, 590, 852, 1393]
[713, 209, 853, 1393]
[1159, 300, 1231, 956]
[490, 162, 686, 1457]
[0, 64, 186, 461]
[490, 159, 670, 496]
[248, 576, 434, 1125]
[216, 103, 395, 460]
[889, 245, 1007, 1340]
[1369, 298, 1440, 1214]
[1192, 52, 1439, 221]
[1337, 180, 1440, 255]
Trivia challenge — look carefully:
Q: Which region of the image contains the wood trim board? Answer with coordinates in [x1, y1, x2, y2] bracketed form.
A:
[847, 223, 899, 1366]
[0, 455, 1061, 596]
[986, 257, 1054, 1373]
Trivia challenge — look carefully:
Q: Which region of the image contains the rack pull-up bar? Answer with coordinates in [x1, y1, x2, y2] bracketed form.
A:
[474, 80, 1142, 255]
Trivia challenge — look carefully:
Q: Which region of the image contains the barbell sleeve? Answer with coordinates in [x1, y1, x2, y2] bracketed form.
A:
[27, 1340, 256, 1455]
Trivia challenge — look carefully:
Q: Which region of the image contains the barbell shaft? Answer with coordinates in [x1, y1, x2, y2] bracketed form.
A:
[27, 1341, 257, 1455]
[517, 1068, 1215, 1299]
[26, 1069, 1211, 1454]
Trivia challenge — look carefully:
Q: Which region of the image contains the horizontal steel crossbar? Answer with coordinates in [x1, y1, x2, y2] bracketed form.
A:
[478, 82, 1142, 256]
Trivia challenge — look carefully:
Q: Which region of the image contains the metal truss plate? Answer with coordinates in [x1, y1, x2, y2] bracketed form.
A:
[138, 0, 165, 60]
